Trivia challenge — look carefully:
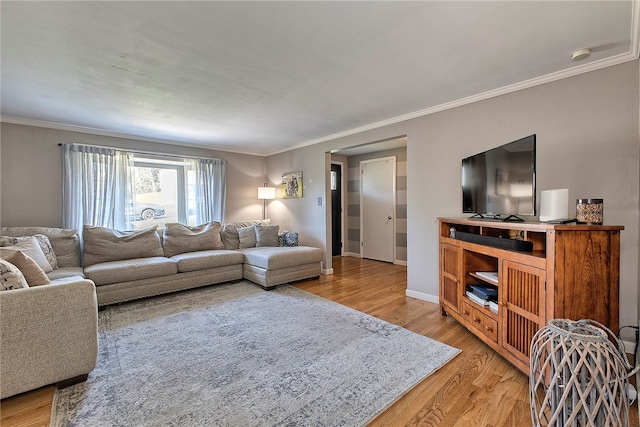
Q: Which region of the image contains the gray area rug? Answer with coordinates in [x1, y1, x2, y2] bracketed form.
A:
[52, 281, 460, 426]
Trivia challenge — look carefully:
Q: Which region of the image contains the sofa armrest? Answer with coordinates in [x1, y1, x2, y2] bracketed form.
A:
[0, 279, 98, 399]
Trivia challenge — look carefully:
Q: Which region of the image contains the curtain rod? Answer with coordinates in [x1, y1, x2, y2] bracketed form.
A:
[58, 142, 226, 162]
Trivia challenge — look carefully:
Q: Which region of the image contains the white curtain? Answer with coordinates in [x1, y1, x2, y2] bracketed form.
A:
[190, 157, 227, 224]
[62, 144, 134, 233]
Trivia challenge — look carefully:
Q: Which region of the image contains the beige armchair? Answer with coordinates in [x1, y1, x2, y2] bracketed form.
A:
[0, 278, 98, 399]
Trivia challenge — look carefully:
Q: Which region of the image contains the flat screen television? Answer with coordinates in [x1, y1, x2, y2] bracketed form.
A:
[461, 134, 536, 221]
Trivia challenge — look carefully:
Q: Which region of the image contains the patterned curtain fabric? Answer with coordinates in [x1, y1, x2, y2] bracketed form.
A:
[62, 144, 134, 234]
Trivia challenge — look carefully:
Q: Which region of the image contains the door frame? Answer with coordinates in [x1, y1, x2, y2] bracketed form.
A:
[331, 160, 345, 257]
[359, 156, 396, 262]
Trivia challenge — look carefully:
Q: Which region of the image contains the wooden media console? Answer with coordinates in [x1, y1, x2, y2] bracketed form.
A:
[438, 217, 623, 375]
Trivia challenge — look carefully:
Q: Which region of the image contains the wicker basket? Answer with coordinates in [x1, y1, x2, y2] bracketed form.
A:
[530, 319, 632, 427]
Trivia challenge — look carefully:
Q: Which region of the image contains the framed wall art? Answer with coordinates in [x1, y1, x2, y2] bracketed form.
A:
[282, 171, 303, 198]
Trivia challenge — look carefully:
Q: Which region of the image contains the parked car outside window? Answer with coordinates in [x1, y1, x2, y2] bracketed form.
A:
[127, 202, 165, 221]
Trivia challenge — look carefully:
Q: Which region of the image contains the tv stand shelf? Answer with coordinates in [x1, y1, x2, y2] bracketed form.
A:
[438, 217, 623, 375]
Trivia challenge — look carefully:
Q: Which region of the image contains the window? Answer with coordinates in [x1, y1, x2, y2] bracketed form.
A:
[129, 157, 191, 230]
[62, 144, 226, 233]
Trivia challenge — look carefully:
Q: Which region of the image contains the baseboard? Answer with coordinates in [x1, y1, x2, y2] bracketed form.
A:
[343, 252, 361, 258]
[335, 253, 406, 266]
[405, 289, 439, 304]
[321, 267, 334, 275]
[624, 339, 635, 356]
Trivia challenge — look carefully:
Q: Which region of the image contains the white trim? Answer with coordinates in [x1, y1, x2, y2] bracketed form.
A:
[394, 260, 407, 267]
[405, 289, 439, 304]
[330, 160, 346, 257]
[0, 115, 259, 156]
[632, 0, 640, 59]
[624, 339, 636, 355]
[272, 53, 640, 156]
[321, 267, 334, 275]
[3, 44, 637, 159]
[343, 251, 361, 258]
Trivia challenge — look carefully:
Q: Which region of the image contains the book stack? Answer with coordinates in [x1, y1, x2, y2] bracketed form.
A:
[466, 284, 499, 314]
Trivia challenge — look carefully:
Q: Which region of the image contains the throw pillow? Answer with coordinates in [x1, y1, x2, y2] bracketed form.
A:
[255, 224, 280, 247]
[238, 226, 257, 249]
[220, 220, 271, 249]
[83, 225, 164, 267]
[0, 258, 28, 291]
[162, 221, 224, 257]
[1, 251, 50, 287]
[0, 234, 58, 269]
[278, 231, 299, 247]
[0, 236, 53, 273]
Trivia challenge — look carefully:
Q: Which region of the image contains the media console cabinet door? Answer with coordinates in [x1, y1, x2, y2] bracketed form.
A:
[440, 243, 462, 314]
[500, 260, 546, 367]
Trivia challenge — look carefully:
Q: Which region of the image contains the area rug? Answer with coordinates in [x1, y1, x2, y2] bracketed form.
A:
[51, 281, 460, 426]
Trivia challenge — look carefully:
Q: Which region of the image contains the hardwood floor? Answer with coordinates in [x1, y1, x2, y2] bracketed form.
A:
[298, 257, 639, 427]
[2, 257, 637, 426]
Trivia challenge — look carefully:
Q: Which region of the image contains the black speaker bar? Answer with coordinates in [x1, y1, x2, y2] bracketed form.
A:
[454, 231, 534, 252]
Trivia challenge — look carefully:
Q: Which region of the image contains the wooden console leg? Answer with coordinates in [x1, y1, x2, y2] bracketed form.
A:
[56, 374, 89, 389]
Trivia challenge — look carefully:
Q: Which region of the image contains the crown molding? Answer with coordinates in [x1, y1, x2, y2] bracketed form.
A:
[0, 115, 265, 156]
[276, 52, 639, 156]
[4, 0, 639, 159]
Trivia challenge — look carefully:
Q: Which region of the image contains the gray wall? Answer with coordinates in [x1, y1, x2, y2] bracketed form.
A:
[265, 60, 639, 338]
[0, 123, 267, 226]
[345, 147, 407, 262]
[1, 60, 638, 338]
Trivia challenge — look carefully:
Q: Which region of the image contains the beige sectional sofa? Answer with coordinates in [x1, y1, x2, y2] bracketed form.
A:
[0, 277, 98, 399]
[81, 222, 246, 306]
[1, 220, 322, 307]
[0, 220, 322, 399]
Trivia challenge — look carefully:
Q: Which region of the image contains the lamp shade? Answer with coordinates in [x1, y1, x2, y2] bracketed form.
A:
[258, 186, 276, 200]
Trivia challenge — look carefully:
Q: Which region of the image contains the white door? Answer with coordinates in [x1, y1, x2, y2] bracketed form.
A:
[360, 157, 395, 262]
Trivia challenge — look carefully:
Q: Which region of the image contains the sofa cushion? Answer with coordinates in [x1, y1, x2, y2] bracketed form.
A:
[221, 220, 270, 250]
[0, 259, 28, 291]
[255, 225, 279, 247]
[0, 236, 53, 273]
[240, 246, 323, 270]
[238, 226, 257, 249]
[83, 225, 164, 267]
[0, 234, 58, 270]
[84, 257, 178, 286]
[170, 250, 244, 273]
[163, 222, 224, 257]
[0, 227, 80, 268]
[47, 267, 85, 281]
[1, 251, 50, 287]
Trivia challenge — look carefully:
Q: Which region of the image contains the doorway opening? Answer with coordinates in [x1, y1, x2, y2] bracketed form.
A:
[330, 162, 344, 257]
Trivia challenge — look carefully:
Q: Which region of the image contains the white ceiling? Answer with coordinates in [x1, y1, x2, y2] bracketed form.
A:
[1, 1, 638, 156]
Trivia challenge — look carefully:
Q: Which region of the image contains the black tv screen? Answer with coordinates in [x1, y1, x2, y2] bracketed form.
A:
[462, 135, 536, 218]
